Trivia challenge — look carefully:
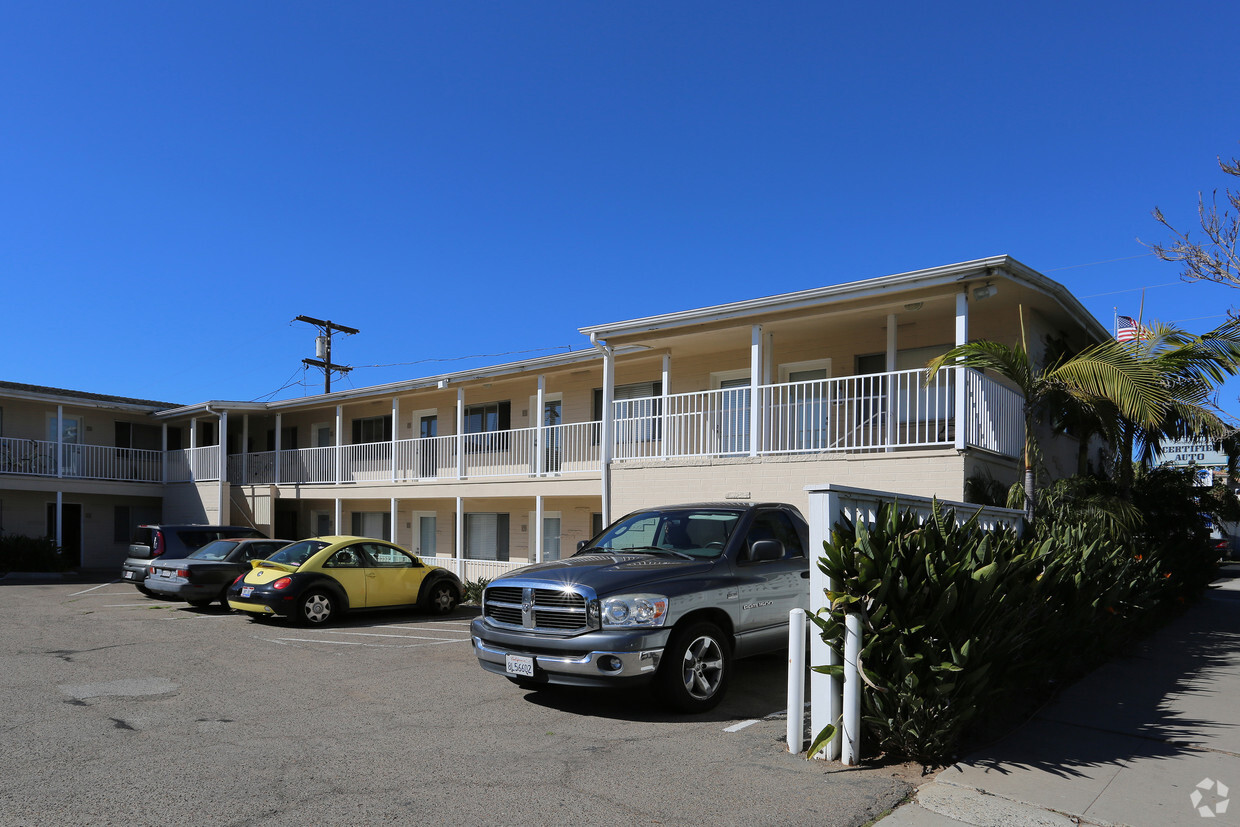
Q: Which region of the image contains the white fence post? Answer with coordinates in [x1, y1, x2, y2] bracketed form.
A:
[807, 487, 842, 760]
[842, 612, 862, 765]
[786, 608, 806, 754]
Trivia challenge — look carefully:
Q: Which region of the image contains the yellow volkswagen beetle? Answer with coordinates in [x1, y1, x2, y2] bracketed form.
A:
[227, 536, 462, 625]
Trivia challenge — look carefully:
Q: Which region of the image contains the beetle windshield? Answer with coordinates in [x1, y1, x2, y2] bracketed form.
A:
[584, 509, 741, 559]
[266, 540, 331, 568]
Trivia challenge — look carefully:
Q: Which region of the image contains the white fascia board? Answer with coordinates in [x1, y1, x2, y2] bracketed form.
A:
[579, 256, 1016, 338]
[154, 345, 642, 418]
[0, 387, 172, 414]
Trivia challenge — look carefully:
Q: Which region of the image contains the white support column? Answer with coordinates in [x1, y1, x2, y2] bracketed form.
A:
[456, 389, 465, 480]
[335, 405, 343, 485]
[534, 495, 544, 563]
[218, 411, 230, 524]
[600, 345, 615, 526]
[390, 497, 398, 545]
[191, 417, 198, 451]
[56, 405, 64, 478]
[660, 354, 671, 460]
[55, 490, 63, 549]
[334, 498, 342, 535]
[391, 397, 399, 483]
[536, 375, 546, 477]
[749, 324, 763, 457]
[242, 414, 250, 484]
[455, 496, 465, 579]
[886, 313, 897, 452]
[274, 413, 282, 484]
[161, 424, 168, 482]
[955, 290, 969, 451]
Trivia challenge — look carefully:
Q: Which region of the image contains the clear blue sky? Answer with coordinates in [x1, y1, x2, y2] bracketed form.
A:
[3, 2, 1239, 415]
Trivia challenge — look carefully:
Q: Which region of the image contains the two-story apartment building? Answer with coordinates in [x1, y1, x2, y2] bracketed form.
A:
[0, 256, 1110, 576]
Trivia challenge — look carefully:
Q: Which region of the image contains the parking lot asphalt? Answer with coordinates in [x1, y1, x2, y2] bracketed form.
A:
[0, 575, 915, 827]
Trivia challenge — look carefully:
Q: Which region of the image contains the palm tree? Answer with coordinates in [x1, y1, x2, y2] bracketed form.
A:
[1115, 318, 1240, 492]
[925, 311, 1168, 519]
[927, 314, 1240, 518]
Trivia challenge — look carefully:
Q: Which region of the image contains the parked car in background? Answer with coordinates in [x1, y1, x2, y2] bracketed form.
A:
[227, 536, 463, 625]
[471, 502, 810, 712]
[122, 525, 267, 593]
[144, 538, 293, 607]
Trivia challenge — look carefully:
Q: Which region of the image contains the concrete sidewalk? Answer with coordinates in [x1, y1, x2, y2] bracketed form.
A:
[878, 567, 1240, 827]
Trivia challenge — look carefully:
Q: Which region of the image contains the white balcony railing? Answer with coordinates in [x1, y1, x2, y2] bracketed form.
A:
[0, 437, 163, 482]
[2, 368, 1024, 488]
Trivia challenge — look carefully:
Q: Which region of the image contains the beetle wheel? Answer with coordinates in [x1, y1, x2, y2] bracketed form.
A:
[299, 590, 335, 625]
[424, 582, 459, 615]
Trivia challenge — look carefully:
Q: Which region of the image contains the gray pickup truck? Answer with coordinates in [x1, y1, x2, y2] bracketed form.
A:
[470, 502, 810, 712]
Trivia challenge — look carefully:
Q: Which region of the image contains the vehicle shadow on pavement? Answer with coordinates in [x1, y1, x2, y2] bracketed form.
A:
[957, 571, 1240, 781]
[516, 652, 794, 724]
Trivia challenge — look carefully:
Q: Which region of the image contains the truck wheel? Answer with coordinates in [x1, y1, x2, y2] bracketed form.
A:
[657, 621, 732, 712]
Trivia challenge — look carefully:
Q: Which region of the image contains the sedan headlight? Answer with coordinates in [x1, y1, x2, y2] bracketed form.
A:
[600, 594, 669, 628]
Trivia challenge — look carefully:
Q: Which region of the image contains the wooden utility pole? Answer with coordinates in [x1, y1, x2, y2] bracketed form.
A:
[295, 315, 359, 394]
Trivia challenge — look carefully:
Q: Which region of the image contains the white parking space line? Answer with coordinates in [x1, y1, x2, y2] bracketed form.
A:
[262, 635, 465, 649]
[103, 603, 177, 608]
[321, 630, 471, 642]
[724, 719, 760, 732]
[68, 581, 120, 596]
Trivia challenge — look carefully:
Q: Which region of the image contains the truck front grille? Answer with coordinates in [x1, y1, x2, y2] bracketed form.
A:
[483, 584, 592, 634]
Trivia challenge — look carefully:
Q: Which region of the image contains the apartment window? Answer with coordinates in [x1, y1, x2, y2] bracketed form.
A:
[463, 401, 510, 434]
[463, 401, 510, 452]
[267, 426, 299, 451]
[594, 381, 662, 443]
[352, 415, 392, 444]
[464, 513, 509, 561]
[351, 511, 391, 541]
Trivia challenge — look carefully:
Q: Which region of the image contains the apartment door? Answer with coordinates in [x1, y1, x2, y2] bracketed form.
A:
[46, 503, 82, 567]
[47, 414, 82, 475]
[543, 401, 562, 473]
[717, 376, 750, 455]
[419, 415, 438, 478]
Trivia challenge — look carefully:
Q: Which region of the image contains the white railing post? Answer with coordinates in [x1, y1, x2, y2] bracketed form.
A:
[842, 612, 862, 765]
[787, 608, 806, 754]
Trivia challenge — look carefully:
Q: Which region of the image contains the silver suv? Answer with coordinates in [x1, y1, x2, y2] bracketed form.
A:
[121, 525, 266, 593]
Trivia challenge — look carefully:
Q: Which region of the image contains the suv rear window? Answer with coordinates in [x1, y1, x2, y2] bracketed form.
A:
[175, 528, 264, 552]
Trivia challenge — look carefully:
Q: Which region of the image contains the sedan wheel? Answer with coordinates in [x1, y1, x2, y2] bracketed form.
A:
[299, 590, 335, 625]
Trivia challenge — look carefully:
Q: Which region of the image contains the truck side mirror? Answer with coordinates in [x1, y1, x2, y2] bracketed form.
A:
[748, 539, 783, 563]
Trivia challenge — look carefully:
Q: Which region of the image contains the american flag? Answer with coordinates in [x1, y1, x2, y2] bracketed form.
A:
[1116, 315, 1141, 342]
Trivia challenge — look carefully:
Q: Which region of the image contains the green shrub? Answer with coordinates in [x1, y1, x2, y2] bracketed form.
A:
[810, 478, 1219, 765]
[0, 534, 71, 572]
[462, 577, 490, 605]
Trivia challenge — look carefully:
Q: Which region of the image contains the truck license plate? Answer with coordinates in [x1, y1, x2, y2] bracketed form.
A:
[505, 654, 535, 678]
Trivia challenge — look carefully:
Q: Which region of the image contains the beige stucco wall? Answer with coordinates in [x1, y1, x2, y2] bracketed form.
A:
[610, 449, 976, 519]
[0, 489, 161, 569]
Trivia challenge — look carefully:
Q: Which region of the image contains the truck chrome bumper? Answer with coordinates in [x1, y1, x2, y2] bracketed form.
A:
[472, 636, 663, 680]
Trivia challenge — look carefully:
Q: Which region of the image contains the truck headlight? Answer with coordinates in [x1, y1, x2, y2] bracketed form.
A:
[600, 594, 668, 628]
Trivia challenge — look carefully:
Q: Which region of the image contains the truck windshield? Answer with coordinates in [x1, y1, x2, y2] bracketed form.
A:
[586, 509, 740, 559]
